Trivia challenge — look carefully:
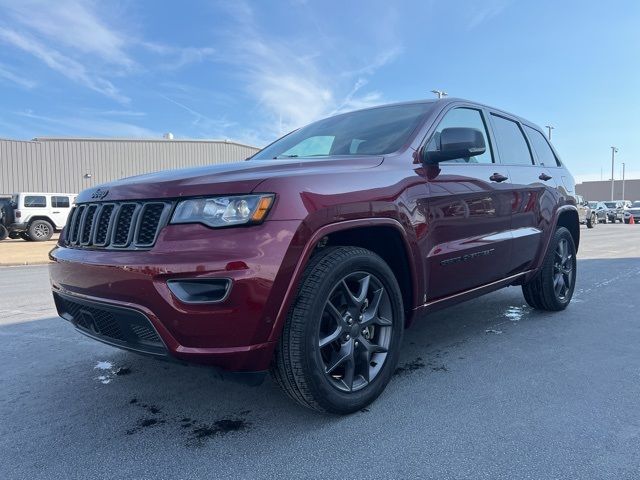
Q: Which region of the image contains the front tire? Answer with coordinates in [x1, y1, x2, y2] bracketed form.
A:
[522, 227, 577, 311]
[271, 246, 404, 414]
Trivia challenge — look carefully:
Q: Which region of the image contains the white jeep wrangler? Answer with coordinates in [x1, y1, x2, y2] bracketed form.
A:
[9, 192, 77, 241]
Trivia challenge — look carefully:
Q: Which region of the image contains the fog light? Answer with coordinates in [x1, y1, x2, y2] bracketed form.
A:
[167, 278, 232, 304]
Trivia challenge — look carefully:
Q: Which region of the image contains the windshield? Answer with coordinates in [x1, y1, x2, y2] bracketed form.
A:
[253, 103, 433, 160]
[588, 202, 597, 208]
[604, 202, 617, 208]
[632, 201, 640, 208]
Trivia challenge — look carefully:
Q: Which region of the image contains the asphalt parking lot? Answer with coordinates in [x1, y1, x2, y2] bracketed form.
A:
[1, 224, 638, 479]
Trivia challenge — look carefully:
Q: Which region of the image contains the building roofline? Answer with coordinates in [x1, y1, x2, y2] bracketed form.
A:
[0, 137, 259, 150]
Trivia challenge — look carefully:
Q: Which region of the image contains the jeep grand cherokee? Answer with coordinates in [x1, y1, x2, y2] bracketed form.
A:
[50, 98, 579, 414]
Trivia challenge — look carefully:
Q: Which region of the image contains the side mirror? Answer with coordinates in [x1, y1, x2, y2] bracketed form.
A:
[423, 127, 486, 164]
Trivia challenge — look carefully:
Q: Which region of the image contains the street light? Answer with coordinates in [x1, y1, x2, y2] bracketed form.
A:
[431, 89, 448, 99]
[610, 146, 619, 201]
[545, 125, 555, 141]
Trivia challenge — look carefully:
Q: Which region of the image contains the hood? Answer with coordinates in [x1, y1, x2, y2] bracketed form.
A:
[75, 156, 383, 203]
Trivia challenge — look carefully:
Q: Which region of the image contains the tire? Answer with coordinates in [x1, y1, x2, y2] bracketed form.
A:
[27, 220, 54, 241]
[0, 225, 7, 241]
[271, 246, 404, 414]
[522, 227, 577, 311]
[586, 214, 595, 228]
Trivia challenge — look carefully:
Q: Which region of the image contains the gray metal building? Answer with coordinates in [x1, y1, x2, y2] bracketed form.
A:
[575, 179, 640, 202]
[0, 137, 259, 196]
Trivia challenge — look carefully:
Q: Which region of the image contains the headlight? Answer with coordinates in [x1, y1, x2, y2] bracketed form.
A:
[170, 194, 274, 228]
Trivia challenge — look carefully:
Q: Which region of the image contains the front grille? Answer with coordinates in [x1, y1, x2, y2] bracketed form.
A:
[54, 292, 167, 356]
[65, 201, 172, 250]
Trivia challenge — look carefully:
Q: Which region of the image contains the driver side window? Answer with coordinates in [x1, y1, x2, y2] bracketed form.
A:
[428, 108, 493, 164]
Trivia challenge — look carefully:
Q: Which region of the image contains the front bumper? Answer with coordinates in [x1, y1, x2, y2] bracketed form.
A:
[624, 212, 640, 222]
[49, 220, 303, 371]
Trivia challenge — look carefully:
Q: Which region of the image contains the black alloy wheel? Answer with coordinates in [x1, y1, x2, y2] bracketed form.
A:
[318, 271, 393, 393]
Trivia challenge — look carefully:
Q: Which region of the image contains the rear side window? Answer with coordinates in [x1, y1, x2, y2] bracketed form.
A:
[52, 196, 70, 208]
[524, 126, 560, 167]
[427, 108, 493, 164]
[490, 115, 533, 165]
[24, 195, 46, 207]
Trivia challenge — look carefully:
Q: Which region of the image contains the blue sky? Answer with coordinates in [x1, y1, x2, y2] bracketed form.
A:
[0, 0, 638, 182]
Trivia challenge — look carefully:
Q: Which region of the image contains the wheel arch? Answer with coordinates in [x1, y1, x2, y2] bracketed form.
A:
[27, 216, 56, 229]
[555, 207, 580, 252]
[268, 218, 420, 343]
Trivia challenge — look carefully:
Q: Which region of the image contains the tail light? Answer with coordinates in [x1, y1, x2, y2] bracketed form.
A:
[15, 210, 21, 219]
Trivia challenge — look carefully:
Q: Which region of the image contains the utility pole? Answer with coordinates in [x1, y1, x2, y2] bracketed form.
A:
[431, 89, 448, 99]
[545, 125, 554, 141]
[622, 162, 626, 201]
[610, 146, 618, 201]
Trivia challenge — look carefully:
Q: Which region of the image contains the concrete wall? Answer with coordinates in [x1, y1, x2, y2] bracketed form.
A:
[0, 137, 260, 195]
[575, 179, 640, 202]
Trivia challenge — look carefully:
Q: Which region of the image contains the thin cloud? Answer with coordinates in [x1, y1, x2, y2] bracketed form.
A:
[467, 1, 510, 29]
[0, 28, 129, 103]
[0, 0, 134, 70]
[16, 110, 160, 138]
[219, 1, 401, 138]
[0, 63, 36, 89]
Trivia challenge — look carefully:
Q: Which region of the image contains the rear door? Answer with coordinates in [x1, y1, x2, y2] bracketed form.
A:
[422, 106, 514, 300]
[489, 114, 551, 275]
[50, 195, 72, 228]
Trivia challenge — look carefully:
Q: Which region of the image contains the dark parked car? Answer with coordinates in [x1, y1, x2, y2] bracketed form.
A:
[589, 201, 609, 223]
[50, 98, 580, 413]
[604, 201, 624, 223]
[624, 201, 640, 223]
[576, 195, 596, 228]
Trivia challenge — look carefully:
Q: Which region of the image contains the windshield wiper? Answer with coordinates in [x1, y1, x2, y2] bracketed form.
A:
[273, 154, 298, 159]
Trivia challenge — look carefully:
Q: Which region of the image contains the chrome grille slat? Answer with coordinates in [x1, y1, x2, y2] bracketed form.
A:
[63, 201, 171, 251]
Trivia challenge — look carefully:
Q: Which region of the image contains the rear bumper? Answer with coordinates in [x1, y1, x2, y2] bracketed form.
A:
[49, 220, 304, 371]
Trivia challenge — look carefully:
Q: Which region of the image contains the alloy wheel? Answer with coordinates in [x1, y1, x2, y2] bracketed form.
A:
[553, 238, 574, 301]
[34, 223, 50, 239]
[318, 272, 393, 393]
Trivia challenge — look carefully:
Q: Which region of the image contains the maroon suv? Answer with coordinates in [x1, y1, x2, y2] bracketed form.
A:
[50, 99, 579, 413]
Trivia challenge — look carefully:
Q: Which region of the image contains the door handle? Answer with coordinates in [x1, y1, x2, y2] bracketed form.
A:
[52, 211, 60, 214]
[538, 173, 553, 181]
[489, 173, 509, 183]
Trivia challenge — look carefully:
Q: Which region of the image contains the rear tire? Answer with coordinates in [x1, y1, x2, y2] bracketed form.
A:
[0, 225, 7, 241]
[271, 246, 404, 414]
[27, 220, 54, 241]
[522, 227, 576, 311]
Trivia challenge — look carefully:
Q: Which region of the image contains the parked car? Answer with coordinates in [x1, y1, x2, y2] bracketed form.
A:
[588, 201, 609, 223]
[9, 192, 77, 241]
[623, 201, 640, 223]
[603, 201, 624, 223]
[49, 98, 580, 414]
[576, 195, 597, 228]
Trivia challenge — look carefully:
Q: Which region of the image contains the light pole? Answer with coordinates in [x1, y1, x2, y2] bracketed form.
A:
[431, 89, 448, 99]
[622, 162, 626, 201]
[545, 125, 554, 140]
[610, 146, 618, 201]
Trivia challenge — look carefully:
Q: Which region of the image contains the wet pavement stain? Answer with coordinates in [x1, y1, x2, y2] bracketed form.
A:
[394, 357, 426, 376]
[126, 417, 166, 435]
[125, 399, 252, 444]
[188, 417, 251, 446]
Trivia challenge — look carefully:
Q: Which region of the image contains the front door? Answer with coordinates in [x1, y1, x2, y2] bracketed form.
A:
[421, 107, 513, 301]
